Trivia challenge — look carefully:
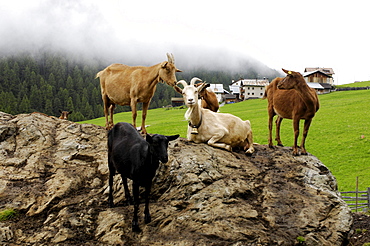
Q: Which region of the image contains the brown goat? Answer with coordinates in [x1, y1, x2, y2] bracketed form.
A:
[96, 53, 182, 133]
[59, 110, 72, 120]
[195, 82, 219, 112]
[264, 69, 319, 155]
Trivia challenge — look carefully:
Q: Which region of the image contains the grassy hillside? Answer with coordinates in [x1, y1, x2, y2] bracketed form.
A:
[336, 80, 370, 88]
[79, 90, 370, 192]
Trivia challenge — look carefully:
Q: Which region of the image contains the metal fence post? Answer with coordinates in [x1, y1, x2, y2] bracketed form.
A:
[356, 177, 358, 213]
[367, 187, 370, 212]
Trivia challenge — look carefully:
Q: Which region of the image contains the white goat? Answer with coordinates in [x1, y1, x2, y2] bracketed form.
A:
[177, 78, 254, 154]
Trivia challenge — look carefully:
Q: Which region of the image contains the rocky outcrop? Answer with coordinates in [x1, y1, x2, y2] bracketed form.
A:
[0, 112, 352, 245]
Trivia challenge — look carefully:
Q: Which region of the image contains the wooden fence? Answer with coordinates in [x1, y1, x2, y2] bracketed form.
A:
[340, 187, 370, 212]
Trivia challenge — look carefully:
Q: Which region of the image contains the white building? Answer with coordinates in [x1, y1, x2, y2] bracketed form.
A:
[230, 79, 270, 100]
[209, 84, 228, 103]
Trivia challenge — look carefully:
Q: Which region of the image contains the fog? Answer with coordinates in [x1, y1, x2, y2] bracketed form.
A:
[0, 0, 279, 75]
[6, 0, 370, 84]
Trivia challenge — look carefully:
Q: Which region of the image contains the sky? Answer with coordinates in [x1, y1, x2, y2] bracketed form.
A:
[1, 0, 369, 84]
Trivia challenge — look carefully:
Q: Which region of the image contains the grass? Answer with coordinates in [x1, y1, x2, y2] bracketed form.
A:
[336, 80, 370, 88]
[79, 90, 370, 192]
[0, 208, 16, 221]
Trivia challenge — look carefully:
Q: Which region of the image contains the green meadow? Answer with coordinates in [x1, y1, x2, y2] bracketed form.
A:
[80, 89, 370, 192]
[336, 81, 370, 88]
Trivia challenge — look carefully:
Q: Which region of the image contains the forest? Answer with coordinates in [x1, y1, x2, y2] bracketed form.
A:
[0, 52, 281, 121]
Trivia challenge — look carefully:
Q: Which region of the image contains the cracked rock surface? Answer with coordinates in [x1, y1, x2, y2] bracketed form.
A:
[0, 112, 352, 245]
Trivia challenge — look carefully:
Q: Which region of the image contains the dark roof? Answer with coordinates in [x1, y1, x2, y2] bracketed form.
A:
[319, 83, 333, 89]
[304, 67, 335, 75]
[224, 94, 236, 99]
[303, 70, 332, 78]
[171, 97, 184, 102]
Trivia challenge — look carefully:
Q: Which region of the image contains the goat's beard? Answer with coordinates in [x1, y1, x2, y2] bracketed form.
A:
[184, 105, 201, 123]
[184, 107, 193, 121]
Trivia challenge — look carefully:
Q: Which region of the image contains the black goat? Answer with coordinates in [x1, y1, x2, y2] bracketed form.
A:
[107, 122, 179, 232]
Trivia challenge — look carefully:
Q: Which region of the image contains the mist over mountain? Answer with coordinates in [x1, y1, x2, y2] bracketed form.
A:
[0, 1, 281, 77]
[0, 1, 282, 121]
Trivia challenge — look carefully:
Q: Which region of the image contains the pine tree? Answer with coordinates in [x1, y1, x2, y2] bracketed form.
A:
[19, 95, 31, 113]
[29, 85, 42, 111]
[66, 97, 75, 112]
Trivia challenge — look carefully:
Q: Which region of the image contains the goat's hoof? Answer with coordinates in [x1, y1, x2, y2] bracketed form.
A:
[132, 222, 141, 233]
[277, 144, 284, 147]
[108, 203, 115, 208]
[124, 198, 134, 206]
[144, 214, 151, 224]
[245, 151, 253, 156]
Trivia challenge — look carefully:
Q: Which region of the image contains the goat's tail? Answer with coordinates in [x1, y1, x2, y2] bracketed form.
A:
[95, 70, 103, 79]
[262, 89, 268, 100]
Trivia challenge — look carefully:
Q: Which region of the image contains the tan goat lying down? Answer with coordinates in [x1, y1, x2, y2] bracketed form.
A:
[96, 53, 182, 133]
[177, 78, 254, 154]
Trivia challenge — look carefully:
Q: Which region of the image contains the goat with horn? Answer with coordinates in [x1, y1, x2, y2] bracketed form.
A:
[97, 53, 182, 133]
[177, 77, 254, 154]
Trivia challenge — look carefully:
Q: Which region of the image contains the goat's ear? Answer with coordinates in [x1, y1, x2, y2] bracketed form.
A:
[198, 83, 209, 92]
[161, 61, 168, 69]
[176, 68, 182, 72]
[173, 85, 183, 94]
[146, 134, 153, 144]
[59, 110, 62, 113]
[282, 68, 292, 75]
[166, 134, 180, 141]
[69, 111, 73, 114]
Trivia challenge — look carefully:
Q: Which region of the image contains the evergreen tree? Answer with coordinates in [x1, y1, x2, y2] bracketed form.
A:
[47, 73, 57, 93]
[44, 99, 53, 115]
[19, 95, 31, 113]
[54, 98, 62, 114]
[66, 76, 73, 91]
[29, 85, 42, 111]
[0, 51, 281, 121]
[66, 97, 75, 112]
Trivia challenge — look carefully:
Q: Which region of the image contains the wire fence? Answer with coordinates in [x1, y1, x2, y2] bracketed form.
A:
[340, 177, 370, 212]
[335, 87, 370, 91]
[340, 188, 370, 212]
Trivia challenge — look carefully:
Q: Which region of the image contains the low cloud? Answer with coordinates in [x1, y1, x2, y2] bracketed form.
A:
[0, 0, 278, 75]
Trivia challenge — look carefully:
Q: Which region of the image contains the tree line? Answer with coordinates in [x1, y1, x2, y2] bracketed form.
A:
[0, 52, 281, 121]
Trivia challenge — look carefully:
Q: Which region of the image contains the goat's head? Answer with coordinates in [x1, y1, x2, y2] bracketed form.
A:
[195, 82, 211, 97]
[278, 69, 305, 90]
[177, 77, 203, 107]
[59, 110, 72, 120]
[146, 134, 180, 163]
[158, 53, 182, 87]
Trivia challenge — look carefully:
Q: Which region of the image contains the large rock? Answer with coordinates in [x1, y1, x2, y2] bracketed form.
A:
[0, 112, 352, 245]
